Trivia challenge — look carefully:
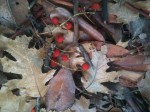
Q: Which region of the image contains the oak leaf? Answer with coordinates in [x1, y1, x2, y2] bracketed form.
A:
[0, 36, 55, 97]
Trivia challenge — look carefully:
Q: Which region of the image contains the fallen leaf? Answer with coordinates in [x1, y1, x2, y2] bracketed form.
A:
[45, 68, 76, 112]
[119, 70, 144, 87]
[134, 1, 150, 12]
[71, 96, 96, 112]
[0, 86, 35, 112]
[106, 44, 129, 58]
[138, 71, 150, 99]
[107, 55, 150, 72]
[0, 36, 55, 97]
[108, 3, 139, 23]
[81, 42, 118, 93]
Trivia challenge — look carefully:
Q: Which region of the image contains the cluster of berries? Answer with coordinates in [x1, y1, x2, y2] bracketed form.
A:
[50, 49, 90, 71]
[49, 17, 73, 68]
[50, 17, 73, 43]
[48, 2, 100, 71]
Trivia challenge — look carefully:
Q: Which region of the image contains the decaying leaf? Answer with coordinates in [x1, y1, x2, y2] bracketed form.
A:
[71, 96, 96, 112]
[45, 68, 76, 112]
[0, 36, 55, 97]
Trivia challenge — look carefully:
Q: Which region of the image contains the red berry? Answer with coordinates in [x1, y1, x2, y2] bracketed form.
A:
[50, 58, 58, 67]
[31, 108, 36, 112]
[64, 22, 73, 30]
[53, 49, 60, 57]
[91, 3, 101, 10]
[56, 35, 64, 43]
[82, 63, 90, 71]
[61, 54, 69, 62]
[51, 17, 59, 25]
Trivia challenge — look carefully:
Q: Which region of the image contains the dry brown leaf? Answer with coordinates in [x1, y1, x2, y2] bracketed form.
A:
[108, 54, 150, 72]
[106, 44, 129, 58]
[108, 3, 139, 23]
[81, 43, 118, 93]
[134, 1, 150, 12]
[0, 86, 36, 112]
[71, 96, 96, 112]
[119, 70, 144, 87]
[138, 71, 150, 99]
[45, 68, 76, 112]
[0, 36, 55, 97]
[86, 41, 129, 58]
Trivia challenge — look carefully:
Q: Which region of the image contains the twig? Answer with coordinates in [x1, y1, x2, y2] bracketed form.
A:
[73, 0, 79, 43]
[59, 11, 95, 27]
[78, 43, 94, 69]
[48, 0, 105, 42]
[39, 11, 95, 35]
[50, 0, 73, 8]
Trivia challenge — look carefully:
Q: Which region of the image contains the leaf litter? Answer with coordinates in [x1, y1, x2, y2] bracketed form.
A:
[0, 0, 150, 112]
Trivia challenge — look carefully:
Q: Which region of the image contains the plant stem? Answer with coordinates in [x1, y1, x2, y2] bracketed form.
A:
[73, 0, 79, 43]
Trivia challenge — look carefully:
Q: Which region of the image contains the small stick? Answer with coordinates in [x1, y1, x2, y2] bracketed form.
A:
[78, 43, 94, 69]
[73, 0, 79, 43]
[50, 0, 73, 8]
